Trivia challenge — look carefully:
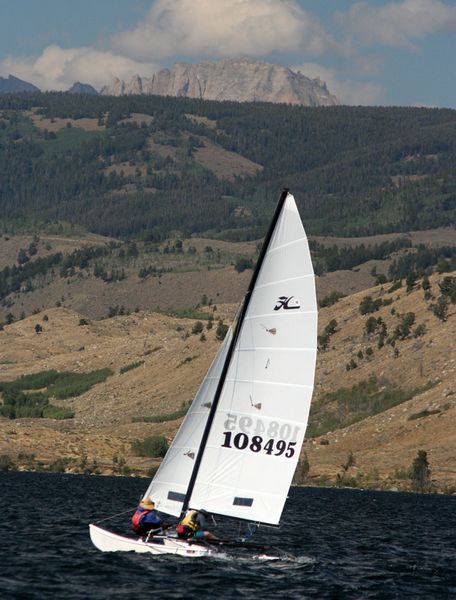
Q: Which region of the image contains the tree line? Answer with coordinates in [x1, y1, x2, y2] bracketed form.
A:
[1, 93, 456, 239]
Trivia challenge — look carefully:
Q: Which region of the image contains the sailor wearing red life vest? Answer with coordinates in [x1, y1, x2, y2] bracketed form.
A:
[131, 497, 164, 536]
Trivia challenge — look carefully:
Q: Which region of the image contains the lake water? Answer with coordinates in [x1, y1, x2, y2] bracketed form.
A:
[1, 471, 455, 599]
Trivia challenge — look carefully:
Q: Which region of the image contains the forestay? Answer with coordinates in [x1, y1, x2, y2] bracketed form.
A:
[188, 194, 317, 525]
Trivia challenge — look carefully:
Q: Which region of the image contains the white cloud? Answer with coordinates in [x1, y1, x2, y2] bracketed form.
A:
[339, 0, 456, 48]
[0, 45, 158, 91]
[113, 0, 334, 61]
[295, 63, 385, 105]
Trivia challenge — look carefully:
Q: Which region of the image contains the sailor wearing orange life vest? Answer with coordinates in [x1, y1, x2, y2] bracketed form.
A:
[131, 497, 164, 536]
[176, 509, 217, 540]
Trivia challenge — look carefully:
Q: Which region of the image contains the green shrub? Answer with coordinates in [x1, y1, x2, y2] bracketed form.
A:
[394, 312, 416, 339]
[42, 405, 74, 419]
[375, 274, 388, 285]
[216, 320, 229, 341]
[0, 389, 48, 418]
[46, 368, 113, 399]
[410, 450, 431, 492]
[234, 257, 254, 273]
[47, 457, 73, 473]
[359, 296, 382, 315]
[161, 307, 210, 320]
[318, 319, 338, 351]
[120, 360, 144, 374]
[0, 368, 112, 418]
[191, 321, 204, 335]
[132, 402, 190, 423]
[408, 408, 440, 421]
[406, 272, 417, 293]
[439, 276, 456, 303]
[422, 275, 431, 291]
[413, 324, 426, 338]
[365, 316, 378, 334]
[132, 436, 169, 458]
[319, 291, 345, 308]
[430, 296, 449, 321]
[0, 454, 15, 470]
[307, 376, 436, 438]
[387, 280, 402, 293]
[0, 370, 60, 392]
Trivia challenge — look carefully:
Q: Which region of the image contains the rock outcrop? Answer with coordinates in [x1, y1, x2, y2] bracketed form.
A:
[67, 82, 98, 95]
[100, 59, 339, 106]
[0, 74, 39, 94]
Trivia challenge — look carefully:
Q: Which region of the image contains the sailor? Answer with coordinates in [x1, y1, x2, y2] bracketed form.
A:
[131, 497, 164, 536]
[176, 509, 217, 540]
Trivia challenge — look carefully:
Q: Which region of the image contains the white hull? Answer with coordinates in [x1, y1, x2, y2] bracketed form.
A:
[89, 524, 212, 557]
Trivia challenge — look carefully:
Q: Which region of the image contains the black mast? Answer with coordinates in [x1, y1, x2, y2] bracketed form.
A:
[181, 188, 290, 514]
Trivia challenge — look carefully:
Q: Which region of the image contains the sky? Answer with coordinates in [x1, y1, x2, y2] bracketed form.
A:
[0, 0, 455, 106]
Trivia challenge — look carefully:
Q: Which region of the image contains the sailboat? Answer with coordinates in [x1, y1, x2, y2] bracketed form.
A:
[89, 189, 318, 557]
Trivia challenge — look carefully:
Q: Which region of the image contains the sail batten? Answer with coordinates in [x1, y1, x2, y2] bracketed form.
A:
[234, 346, 317, 352]
[254, 274, 315, 290]
[221, 378, 314, 388]
[266, 236, 308, 253]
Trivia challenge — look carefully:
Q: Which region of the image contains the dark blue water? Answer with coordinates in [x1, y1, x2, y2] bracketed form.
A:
[1, 472, 455, 599]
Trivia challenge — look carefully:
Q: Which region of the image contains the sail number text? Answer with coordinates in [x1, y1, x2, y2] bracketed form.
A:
[221, 413, 301, 458]
[221, 432, 296, 457]
[223, 413, 300, 441]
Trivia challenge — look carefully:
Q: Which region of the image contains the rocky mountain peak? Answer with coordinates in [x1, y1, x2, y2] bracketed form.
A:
[0, 74, 40, 94]
[100, 58, 339, 106]
[67, 81, 98, 95]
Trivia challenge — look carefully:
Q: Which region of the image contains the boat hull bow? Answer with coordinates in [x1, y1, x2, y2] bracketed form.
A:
[89, 524, 212, 557]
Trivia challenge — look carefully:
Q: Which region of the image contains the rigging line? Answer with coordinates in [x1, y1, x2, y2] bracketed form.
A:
[181, 188, 290, 515]
[93, 508, 135, 524]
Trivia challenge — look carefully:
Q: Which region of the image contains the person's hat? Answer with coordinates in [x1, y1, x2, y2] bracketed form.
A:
[139, 497, 155, 509]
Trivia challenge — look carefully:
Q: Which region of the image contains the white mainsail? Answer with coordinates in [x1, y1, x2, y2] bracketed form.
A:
[187, 194, 317, 524]
[146, 192, 317, 525]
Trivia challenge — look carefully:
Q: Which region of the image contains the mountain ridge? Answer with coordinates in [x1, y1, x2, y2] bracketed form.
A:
[0, 74, 39, 94]
[100, 58, 339, 106]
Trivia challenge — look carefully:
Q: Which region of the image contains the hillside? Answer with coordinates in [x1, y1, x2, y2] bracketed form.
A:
[2, 226, 456, 327]
[1, 226, 455, 325]
[0, 270, 455, 491]
[1, 94, 456, 239]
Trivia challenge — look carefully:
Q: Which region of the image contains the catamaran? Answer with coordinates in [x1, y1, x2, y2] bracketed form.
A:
[89, 189, 318, 557]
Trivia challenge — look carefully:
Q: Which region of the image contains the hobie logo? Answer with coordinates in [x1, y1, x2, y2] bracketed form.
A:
[274, 296, 301, 311]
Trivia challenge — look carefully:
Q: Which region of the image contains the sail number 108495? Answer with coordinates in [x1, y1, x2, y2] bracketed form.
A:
[221, 432, 296, 457]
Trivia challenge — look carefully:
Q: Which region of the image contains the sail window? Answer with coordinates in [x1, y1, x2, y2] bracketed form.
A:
[168, 491, 185, 502]
[233, 497, 254, 507]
